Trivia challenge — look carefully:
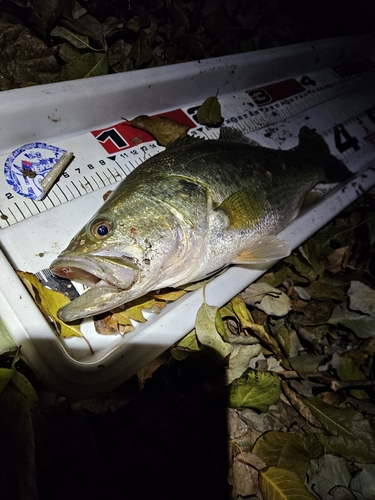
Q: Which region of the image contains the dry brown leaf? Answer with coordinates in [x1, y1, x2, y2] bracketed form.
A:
[94, 313, 119, 335]
[324, 246, 351, 273]
[130, 115, 189, 146]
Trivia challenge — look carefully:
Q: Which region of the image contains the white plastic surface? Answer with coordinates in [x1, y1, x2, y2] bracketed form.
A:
[0, 34, 374, 396]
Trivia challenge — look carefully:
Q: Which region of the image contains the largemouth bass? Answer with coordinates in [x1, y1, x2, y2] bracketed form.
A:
[50, 127, 349, 322]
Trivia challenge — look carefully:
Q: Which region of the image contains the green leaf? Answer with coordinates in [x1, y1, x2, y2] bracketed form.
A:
[195, 302, 232, 360]
[306, 280, 346, 301]
[0, 318, 17, 354]
[288, 354, 327, 378]
[337, 356, 368, 400]
[228, 370, 280, 412]
[196, 96, 224, 127]
[258, 263, 288, 288]
[348, 280, 375, 316]
[305, 396, 375, 463]
[59, 52, 109, 81]
[225, 344, 262, 385]
[242, 283, 291, 317]
[284, 253, 317, 282]
[59, 14, 106, 50]
[175, 330, 200, 352]
[299, 238, 324, 278]
[260, 466, 316, 500]
[314, 224, 353, 254]
[328, 303, 375, 338]
[51, 26, 91, 49]
[130, 30, 153, 67]
[253, 431, 319, 481]
[0, 367, 13, 394]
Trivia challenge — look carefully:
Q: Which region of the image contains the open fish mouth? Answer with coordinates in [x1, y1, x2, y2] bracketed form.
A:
[50, 255, 139, 290]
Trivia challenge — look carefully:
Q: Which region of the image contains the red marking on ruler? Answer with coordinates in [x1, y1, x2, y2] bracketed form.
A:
[247, 78, 306, 107]
[91, 109, 196, 154]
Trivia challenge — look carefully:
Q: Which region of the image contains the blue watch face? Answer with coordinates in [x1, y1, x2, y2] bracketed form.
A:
[5, 142, 67, 200]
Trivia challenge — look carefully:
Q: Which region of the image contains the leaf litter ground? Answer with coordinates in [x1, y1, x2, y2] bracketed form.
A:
[1, 1, 375, 498]
[1, 187, 375, 499]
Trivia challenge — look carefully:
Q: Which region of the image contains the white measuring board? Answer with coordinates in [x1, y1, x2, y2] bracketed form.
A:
[0, 34, 374, 396]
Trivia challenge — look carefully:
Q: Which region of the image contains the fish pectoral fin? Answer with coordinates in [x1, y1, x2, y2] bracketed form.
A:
[57, 285, 132, 322]
[232, 236, 291, 264]
[218, 190, 266, 230]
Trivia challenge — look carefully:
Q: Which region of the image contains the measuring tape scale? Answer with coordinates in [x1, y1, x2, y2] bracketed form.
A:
[0, 59, 374, 229]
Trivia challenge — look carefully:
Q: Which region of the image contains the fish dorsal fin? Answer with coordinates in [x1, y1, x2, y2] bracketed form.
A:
[217, 189, 266, 230]
[166, 135, 205, 149]
[232, 236, 291, 264]
[219, 127, 260, 146]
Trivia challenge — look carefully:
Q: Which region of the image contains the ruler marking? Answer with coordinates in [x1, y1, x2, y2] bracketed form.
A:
[14, 202, 26, 219]
[45, 195, 56, 208]
[65, 185, 75, 199]
[31, 200, 42, 213]
[83, 176, 94, 191]
[0, 211, 10, 227]
[8, 206, 19, 223]
[90, 176, 100, 189]
[23, 201, 34, 217]
[51, 190, 62, 204]
[95, 172, 107, 187]
[71, 180, 83, 196]
[56, 184, 69, 202]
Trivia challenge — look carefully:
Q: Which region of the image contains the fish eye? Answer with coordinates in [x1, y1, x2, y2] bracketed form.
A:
[91, 220, 112, 239]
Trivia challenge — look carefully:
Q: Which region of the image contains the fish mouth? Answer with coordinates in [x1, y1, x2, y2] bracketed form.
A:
[50, 255, 139, 290]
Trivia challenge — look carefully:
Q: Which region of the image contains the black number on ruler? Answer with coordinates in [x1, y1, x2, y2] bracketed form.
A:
[300, 75, 316, 86]
[5, 192, 14, 199]
[96, 129, 128, 149]
[247, 88, 272, 106]
[87, 164, 94, 169]
[334, 124, 360, 153]
[62, 172, 70, 178]
[75, 168, 81, 174]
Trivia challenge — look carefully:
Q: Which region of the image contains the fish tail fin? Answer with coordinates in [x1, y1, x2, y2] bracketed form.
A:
[298, 126, 352, 183]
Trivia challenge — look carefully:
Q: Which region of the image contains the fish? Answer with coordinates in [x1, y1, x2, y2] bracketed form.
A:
[50, 127, 350, 322]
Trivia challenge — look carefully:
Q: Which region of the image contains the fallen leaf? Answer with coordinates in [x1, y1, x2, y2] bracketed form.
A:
[324, 245, 351, 273]
[225, 344, 262, 385]
[0, 318, 17, 355]
[229, 370, 280, 412]
[0, 13, 60, 90]
[253, 431, 322, 481]
[260, 466, 316, 500]
[59, 52, 109, 81]
[17, 271, 82, 338]
[306, 454, 351, 500]
[242, 282, 291, 317]
[196, 96, 224, 127]
[153, 289, 187, 301]
[337, 355, 368, 400]
[195, 302, 232, 360]
[305, 396, 375, 463]
[328, 303, 375, 338]
[130, 115, 189, 146]
[348, 280, 375, 316]
[94, 313, 119, 335]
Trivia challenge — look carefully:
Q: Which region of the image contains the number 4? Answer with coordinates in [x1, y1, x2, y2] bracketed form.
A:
[333, 124, 360, 153]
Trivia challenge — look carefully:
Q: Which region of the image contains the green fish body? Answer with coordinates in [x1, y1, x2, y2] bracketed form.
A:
[50, 127, 348, 322]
